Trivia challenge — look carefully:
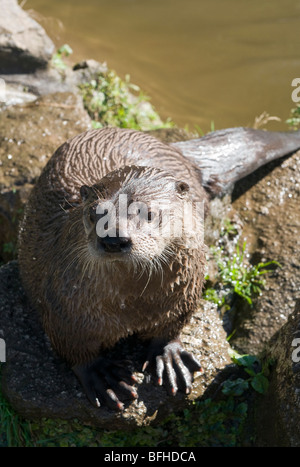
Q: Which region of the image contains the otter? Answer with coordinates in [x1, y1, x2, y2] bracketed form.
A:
[18, 126, 300, 410]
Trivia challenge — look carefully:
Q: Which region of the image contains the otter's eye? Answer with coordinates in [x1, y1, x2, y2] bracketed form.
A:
[175, 181, 190, 194]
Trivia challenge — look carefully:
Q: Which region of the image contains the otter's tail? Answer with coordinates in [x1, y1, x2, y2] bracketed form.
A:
[171, 127, 300, 195]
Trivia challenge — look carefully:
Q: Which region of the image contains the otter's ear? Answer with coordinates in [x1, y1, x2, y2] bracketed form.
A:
[80, 185, 92, 202]
[175, 181, 190, 195]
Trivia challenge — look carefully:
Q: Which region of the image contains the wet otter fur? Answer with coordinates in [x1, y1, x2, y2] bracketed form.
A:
[18, 127, 207, 409]
[18, 126, 300, 410]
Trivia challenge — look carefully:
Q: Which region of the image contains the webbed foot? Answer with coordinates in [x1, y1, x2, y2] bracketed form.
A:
[142, 338, 202, 395]
[73, 357, 138, 410]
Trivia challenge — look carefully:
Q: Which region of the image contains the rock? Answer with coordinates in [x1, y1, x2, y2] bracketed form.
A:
[0, 0, 54, 73]
[0, 59, 109, 100]
[255, 300, 300, 447]
[229, 150, 300, 354]
[0, 68, 71, 100]
[0, 92, 91, 262]
[72, 59, 108, 84]
[0, 83, 37, 107]
[0, 261, 232, 429]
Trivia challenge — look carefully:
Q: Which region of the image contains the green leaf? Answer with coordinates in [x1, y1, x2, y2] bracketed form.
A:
[244, 367, 256, 377]
[91, 120, 103, 129]
[250, 374, 269, 394]
[57, 44, 73, 56]
[232, 354, 260, 370]
[235, 402, 248, 416]
[222, 378, 249, 396]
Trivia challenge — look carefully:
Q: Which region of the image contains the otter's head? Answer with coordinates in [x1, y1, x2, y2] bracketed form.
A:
[79, 165, 198, 270]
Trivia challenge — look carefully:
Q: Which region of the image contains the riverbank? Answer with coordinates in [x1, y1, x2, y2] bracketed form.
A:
[0, 0, 300, 447]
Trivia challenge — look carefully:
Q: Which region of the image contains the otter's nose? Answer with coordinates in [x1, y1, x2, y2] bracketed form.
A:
[97, 230, 132, 253]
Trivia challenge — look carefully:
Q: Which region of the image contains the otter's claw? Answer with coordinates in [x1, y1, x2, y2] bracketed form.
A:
[73, 357, 138, 410]
[143, 338, 202, 395]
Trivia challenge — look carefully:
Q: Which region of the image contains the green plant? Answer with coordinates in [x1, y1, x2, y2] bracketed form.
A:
[1, 348, 269, 447]
[96, 397, 248, 447]
[0, 368, 33, 446]
[51, 44, 73, 70]
[78, 70, 173, 131]
[185, 121, 216, 137]
[203, 286, 225, 307]
[220, 218, 239, 238]
[221, 378, 249, 397]
[286, 105, 300, 130]
[223, 351, 272, 396]
[3, 242, 17, 257]
[205, 241, 280, 307]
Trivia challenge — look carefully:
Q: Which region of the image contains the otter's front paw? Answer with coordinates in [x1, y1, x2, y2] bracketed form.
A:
[143, 338, 202, 395]
[73, 357, 138, 411]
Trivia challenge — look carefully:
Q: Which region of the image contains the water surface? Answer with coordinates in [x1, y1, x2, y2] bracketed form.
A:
[25, 0, 300, 132]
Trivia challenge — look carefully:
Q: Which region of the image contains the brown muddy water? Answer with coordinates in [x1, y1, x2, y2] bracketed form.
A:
[25, 0, 300, 133]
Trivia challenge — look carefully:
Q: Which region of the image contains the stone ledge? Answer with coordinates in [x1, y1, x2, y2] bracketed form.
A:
[0, 261, 232, 429]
